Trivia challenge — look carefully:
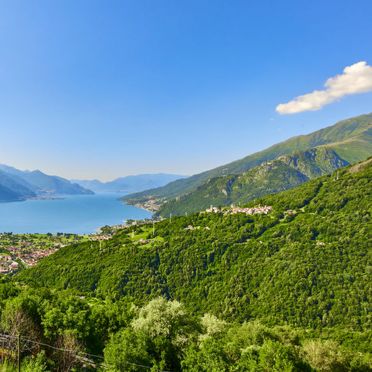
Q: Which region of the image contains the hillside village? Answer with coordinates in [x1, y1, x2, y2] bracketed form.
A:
[205, 205, 273, 215]
[0, 232, 88, 274]
[0, 219, 161, 274]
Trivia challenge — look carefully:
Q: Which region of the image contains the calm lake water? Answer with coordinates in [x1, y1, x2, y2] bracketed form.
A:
[0, 193, 151, 234]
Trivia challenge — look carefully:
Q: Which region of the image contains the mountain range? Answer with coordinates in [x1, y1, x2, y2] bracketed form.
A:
[0, 164, 93, 202]
[72, 173, 186, 194]
[124, 113, 372, 216]
[0, 165, 185, 203]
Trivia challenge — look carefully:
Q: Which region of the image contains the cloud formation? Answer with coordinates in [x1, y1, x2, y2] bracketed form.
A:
[276, 61, 372, 114]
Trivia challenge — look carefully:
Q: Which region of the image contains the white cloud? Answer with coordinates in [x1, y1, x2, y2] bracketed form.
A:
[276, 61, 372, 114]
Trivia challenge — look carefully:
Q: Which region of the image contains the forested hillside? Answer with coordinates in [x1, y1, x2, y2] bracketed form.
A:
[157, 147, 349, 216]
[19, 158, 371, 328]
[0, 158, 369, 370]
[124, 114, 372, 207]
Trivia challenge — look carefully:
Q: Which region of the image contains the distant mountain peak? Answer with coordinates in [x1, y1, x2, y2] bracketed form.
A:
[73, 173, 186, 194]
[0, 164, 94, 202]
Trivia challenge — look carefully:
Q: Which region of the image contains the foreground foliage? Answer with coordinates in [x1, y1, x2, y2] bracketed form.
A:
[0, 293, 370, 371]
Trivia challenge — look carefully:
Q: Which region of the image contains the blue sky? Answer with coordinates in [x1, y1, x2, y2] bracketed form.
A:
[0, 0, 371, 180]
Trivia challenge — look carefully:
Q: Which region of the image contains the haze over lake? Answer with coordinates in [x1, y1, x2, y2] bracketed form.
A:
[0, 193, 151, 234]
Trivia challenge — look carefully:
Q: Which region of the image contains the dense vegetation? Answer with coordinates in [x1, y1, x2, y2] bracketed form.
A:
[1, 290, 370, 371]
[124, 113, 372, 207]
[157, 147, 349, 216]
[1, 158, 368, 370]
[19, 158, 372, 327]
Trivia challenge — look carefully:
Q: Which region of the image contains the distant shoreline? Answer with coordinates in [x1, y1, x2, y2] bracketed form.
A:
[121, 199, 155, 214]
[29, 195, 65, 201]
[0, 193, 151, 234]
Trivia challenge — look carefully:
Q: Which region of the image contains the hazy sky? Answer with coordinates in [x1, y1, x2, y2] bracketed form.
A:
[0, 0, 371, 181]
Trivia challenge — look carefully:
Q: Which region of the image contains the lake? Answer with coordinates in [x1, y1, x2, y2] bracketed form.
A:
[0, 193, 152, 234]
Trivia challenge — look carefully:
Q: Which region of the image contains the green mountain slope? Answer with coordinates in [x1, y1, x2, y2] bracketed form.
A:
[124, 113, 372, 206]
[18, 158, 372, 331]
[157, 147, 349, 216]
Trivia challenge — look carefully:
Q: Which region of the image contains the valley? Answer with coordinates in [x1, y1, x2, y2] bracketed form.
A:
[0, 157, 369, 371]
[0, 115, 371, 371]
[2, 2, 371, 370]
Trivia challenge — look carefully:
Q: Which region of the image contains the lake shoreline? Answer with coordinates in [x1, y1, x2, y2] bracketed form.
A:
[0, 193, 151, 235]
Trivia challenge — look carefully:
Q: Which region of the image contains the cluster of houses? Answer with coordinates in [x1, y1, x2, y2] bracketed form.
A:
[89, 234, 112, 241]
[0, 255, 19, 274]
[205, 205, 273, 215]
[229, 205, 273, 215]
[130, 198, 161, 212]
[0, 232, 117, 274]
[132, 198, 162, 212]
[184, 225, 210, 231]
[143, 198, 162, 212]
[1, 245, 60, 272]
